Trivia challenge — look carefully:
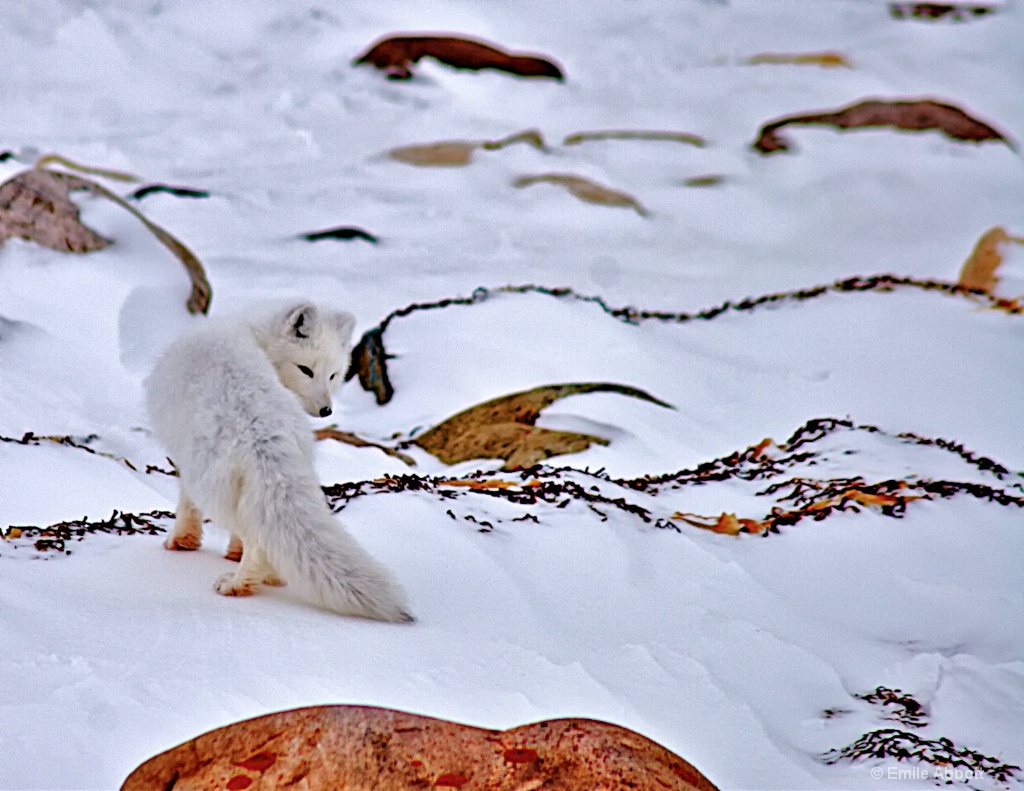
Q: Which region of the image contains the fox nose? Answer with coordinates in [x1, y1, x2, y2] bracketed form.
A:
[319, 406, 332, 418]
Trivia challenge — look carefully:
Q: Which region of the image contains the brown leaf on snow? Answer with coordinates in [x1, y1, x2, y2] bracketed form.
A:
[673, 483, 928, 537]
[388, 129, 546, 167]
[682, 175, 727, 187]
[121, 705, 719, 791]
[752, 99, 1014, 154]
[354, 35, 564, 81]
[750, 437, 776, 460]
[563, 129, 706, 148]
[442, 478, 542, 490]
[672, 512, 761, 536]
[748, 51, 853, 68]
[0, 166, 212, 314]
[843, 490, 907, 508]
[513, 173, 649, 216]
[413, 383, 673, 470]
[389, 141, 478, 167]
[958, 226, 1024, 293]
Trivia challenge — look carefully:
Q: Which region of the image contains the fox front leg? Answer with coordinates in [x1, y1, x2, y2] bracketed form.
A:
[164, 488, 203, 551]
[225, 533, 243, 562]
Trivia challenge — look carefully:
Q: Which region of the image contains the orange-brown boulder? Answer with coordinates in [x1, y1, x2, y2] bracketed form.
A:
[354, 35, 564, 81]
[121, 705, 717, 791]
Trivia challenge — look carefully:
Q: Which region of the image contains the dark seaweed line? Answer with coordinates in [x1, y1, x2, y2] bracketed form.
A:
[857, 687, 928, 729]
[370, 274, 1020, 336]
[6, 473, 1019, 556]
[321, 468, 1023, 539]
[823, 728, 1020, 783]
[0, 431, 179, 476]
[5, 418, 1020, 553]
[613, 417, 1022, 495]
[3, 510, 174, 555]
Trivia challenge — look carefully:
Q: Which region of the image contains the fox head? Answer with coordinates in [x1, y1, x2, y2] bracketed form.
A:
[257, 302, 356, 418]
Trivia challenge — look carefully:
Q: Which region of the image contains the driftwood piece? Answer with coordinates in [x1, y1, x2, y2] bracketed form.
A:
[0, 167, 211, 314]
[513, 173, 649, 216]
[121, 705, 718, 791]
[354, 35, 564, 81]
[752, 99, 1013, 154]
[413, 383, 673, 470]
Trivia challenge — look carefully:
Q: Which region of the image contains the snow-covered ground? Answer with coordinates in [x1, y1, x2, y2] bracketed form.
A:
[1, 1, 1022, 789]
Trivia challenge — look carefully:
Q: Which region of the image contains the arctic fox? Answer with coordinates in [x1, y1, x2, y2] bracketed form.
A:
[144, 302, 412, 622]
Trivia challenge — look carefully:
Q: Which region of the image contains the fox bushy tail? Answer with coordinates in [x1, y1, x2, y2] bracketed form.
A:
[235, 447, 413, 622]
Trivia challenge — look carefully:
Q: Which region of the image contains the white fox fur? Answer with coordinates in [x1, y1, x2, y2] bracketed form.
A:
[144, 302, 412, 622]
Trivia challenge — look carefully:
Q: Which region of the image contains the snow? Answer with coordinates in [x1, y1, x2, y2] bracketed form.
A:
[1, 1, 1022, 789]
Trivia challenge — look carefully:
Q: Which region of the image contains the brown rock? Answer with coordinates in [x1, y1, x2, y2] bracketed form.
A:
[0, 168, 112, 253]
[0, 167, 212, 314]
[752, 98, 1013, 154]
[121, 705, 718, 791]
[413, 383, 672, 470]
[354, 35, 564, 81]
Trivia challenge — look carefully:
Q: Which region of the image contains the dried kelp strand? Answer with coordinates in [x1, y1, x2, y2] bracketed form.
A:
[563, 129, 706, 147]
[129, 184, 210, 201]
[300, 226, 379, 243]
[3, 510, 174, 555]
[348, 274, 1020, 403]
[823, 728, 1019, 783]
[34, 153, 139, 182]
[856, 687, 928, 728]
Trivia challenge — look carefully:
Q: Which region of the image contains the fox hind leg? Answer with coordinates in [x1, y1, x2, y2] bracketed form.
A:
[225, 533, 244, 562]
[215, 545, 282, 596]
[164, 487, 203, 551]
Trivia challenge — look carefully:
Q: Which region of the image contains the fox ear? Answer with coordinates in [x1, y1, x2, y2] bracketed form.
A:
[333, 311, 356, 344]
[284, 303, 318, 339]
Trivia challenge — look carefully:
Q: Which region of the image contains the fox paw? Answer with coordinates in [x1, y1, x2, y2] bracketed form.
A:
[164, 534, 201, 551]
[224, 547, 243, 562]
[262, 574, 286, 587]
[214, 573, 256, 597]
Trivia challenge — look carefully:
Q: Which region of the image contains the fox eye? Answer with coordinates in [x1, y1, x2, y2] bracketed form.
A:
[297, 365, 314, 378]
